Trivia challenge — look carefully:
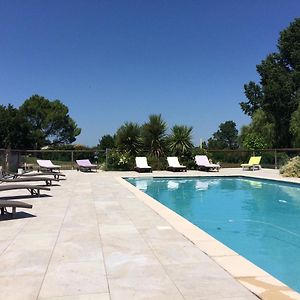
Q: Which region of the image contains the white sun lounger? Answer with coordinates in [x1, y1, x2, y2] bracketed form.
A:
[195, 155, 220, 172]
[135, 157, 152, 173]
[167, 157, 187, 172]
[37, 160, 61, 172]
[76, 159, 98, 172]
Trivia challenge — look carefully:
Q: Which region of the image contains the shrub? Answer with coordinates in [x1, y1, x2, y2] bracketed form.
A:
[106, 150, 134, 170]
[280, 156, 300, 177]
[276, 152, 290, 168]
[146, 155, 166, 170]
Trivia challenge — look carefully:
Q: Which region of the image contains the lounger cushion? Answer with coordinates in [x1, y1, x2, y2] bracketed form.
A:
[37, 160, 61, 170]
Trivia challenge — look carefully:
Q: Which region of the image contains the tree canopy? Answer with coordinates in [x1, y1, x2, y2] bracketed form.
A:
[19, 95, 81, 149]
[0, 104, 33, 149]
[240, 18, 300, 148]
[208, 121, 238, 149]
[115, 122, 142, 156]
[98, 134, 115, 151]
[168, 125, 193, 157]
[0, 95, 81, 149]
[142, 114, 167, 158]
[239, 109, 275, 149]
[290, 105, 300, 147]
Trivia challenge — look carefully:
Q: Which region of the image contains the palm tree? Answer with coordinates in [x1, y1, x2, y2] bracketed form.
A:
[168, 125, 194, 156]
[142, 114, 167, 158]
[115, 122, 142, 156]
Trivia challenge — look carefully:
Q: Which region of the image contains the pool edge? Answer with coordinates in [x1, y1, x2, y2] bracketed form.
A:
[118, 175, 300, 300]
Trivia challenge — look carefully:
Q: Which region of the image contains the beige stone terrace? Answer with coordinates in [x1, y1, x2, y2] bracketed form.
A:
[0, 168, 300, 300]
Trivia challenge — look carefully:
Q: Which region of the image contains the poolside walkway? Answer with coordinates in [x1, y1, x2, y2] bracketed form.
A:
[0, 168, 300, 299]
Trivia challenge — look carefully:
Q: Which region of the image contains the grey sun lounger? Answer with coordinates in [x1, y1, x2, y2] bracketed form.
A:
[13, 172, 66, 180]
[0, 200, 33, 218]
[1, 176, 59, 186]
[0, 184, 50, 196]
[76, 159, 98, 172]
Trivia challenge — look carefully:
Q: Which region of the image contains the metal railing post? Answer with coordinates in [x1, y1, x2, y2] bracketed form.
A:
[5, 148, 10, 173]
[274, 149, 278, 169]
[71, 151, 74, 170]
[106, 148, 110, 169]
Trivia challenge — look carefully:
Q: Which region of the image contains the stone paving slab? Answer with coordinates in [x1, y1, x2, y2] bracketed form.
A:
[0, 168, 299, 299]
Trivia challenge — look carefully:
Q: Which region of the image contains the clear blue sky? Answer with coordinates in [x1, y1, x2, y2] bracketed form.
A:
[1, 0, 299, 146]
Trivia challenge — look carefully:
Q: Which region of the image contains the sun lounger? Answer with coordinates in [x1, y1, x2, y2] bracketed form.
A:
[76, 159, 98, 172]
[0, 184, 50, 196]
[37, 160, 61, 172]
[241, 156, 262, 171]
[135, 157, 152, 173]
[167, 157, 187, 172]
[0, 200, 32, 218]
[13, 172, 66, 180]
[1, 176, 59, 186]
[195, 155, 220, 172]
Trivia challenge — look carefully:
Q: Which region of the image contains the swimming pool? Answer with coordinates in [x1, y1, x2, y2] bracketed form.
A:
[127, 176, 300, 293]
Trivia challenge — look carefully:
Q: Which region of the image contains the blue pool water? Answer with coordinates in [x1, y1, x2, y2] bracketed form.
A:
[127, 176, 300, 292]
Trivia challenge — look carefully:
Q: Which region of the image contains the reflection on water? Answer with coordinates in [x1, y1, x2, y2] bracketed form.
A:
[240, 178, 263, 189]
[135, 179, 148, 190]
[167, 180, 179, 190]
[195, 180, 208, 190]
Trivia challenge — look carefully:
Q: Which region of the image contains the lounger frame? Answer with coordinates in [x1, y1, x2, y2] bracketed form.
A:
[167, 166, 187, 172]
[13, 172, 66, 180]
[135, 166, 152, 173]
[1, 177, 59, 186]
[0, 185, 50, 197]
[0, 200, 32, 218]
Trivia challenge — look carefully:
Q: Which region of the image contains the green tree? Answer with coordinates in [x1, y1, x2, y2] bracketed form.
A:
[142, 114, 167, 158]
[208, 121, 238, 149]
[242, 133, 267, 151]
[20, 95, 81, 149]
[290, 104, 300, 147]
[168, 125, 194, 156]
[240, 81, 263, 117]
[98, 134, 115, 150]
[240, 18, 300, 147]
[239, 109, 275, 149]
[0, 104, 33, 149]
[115, 122, 142, 156]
